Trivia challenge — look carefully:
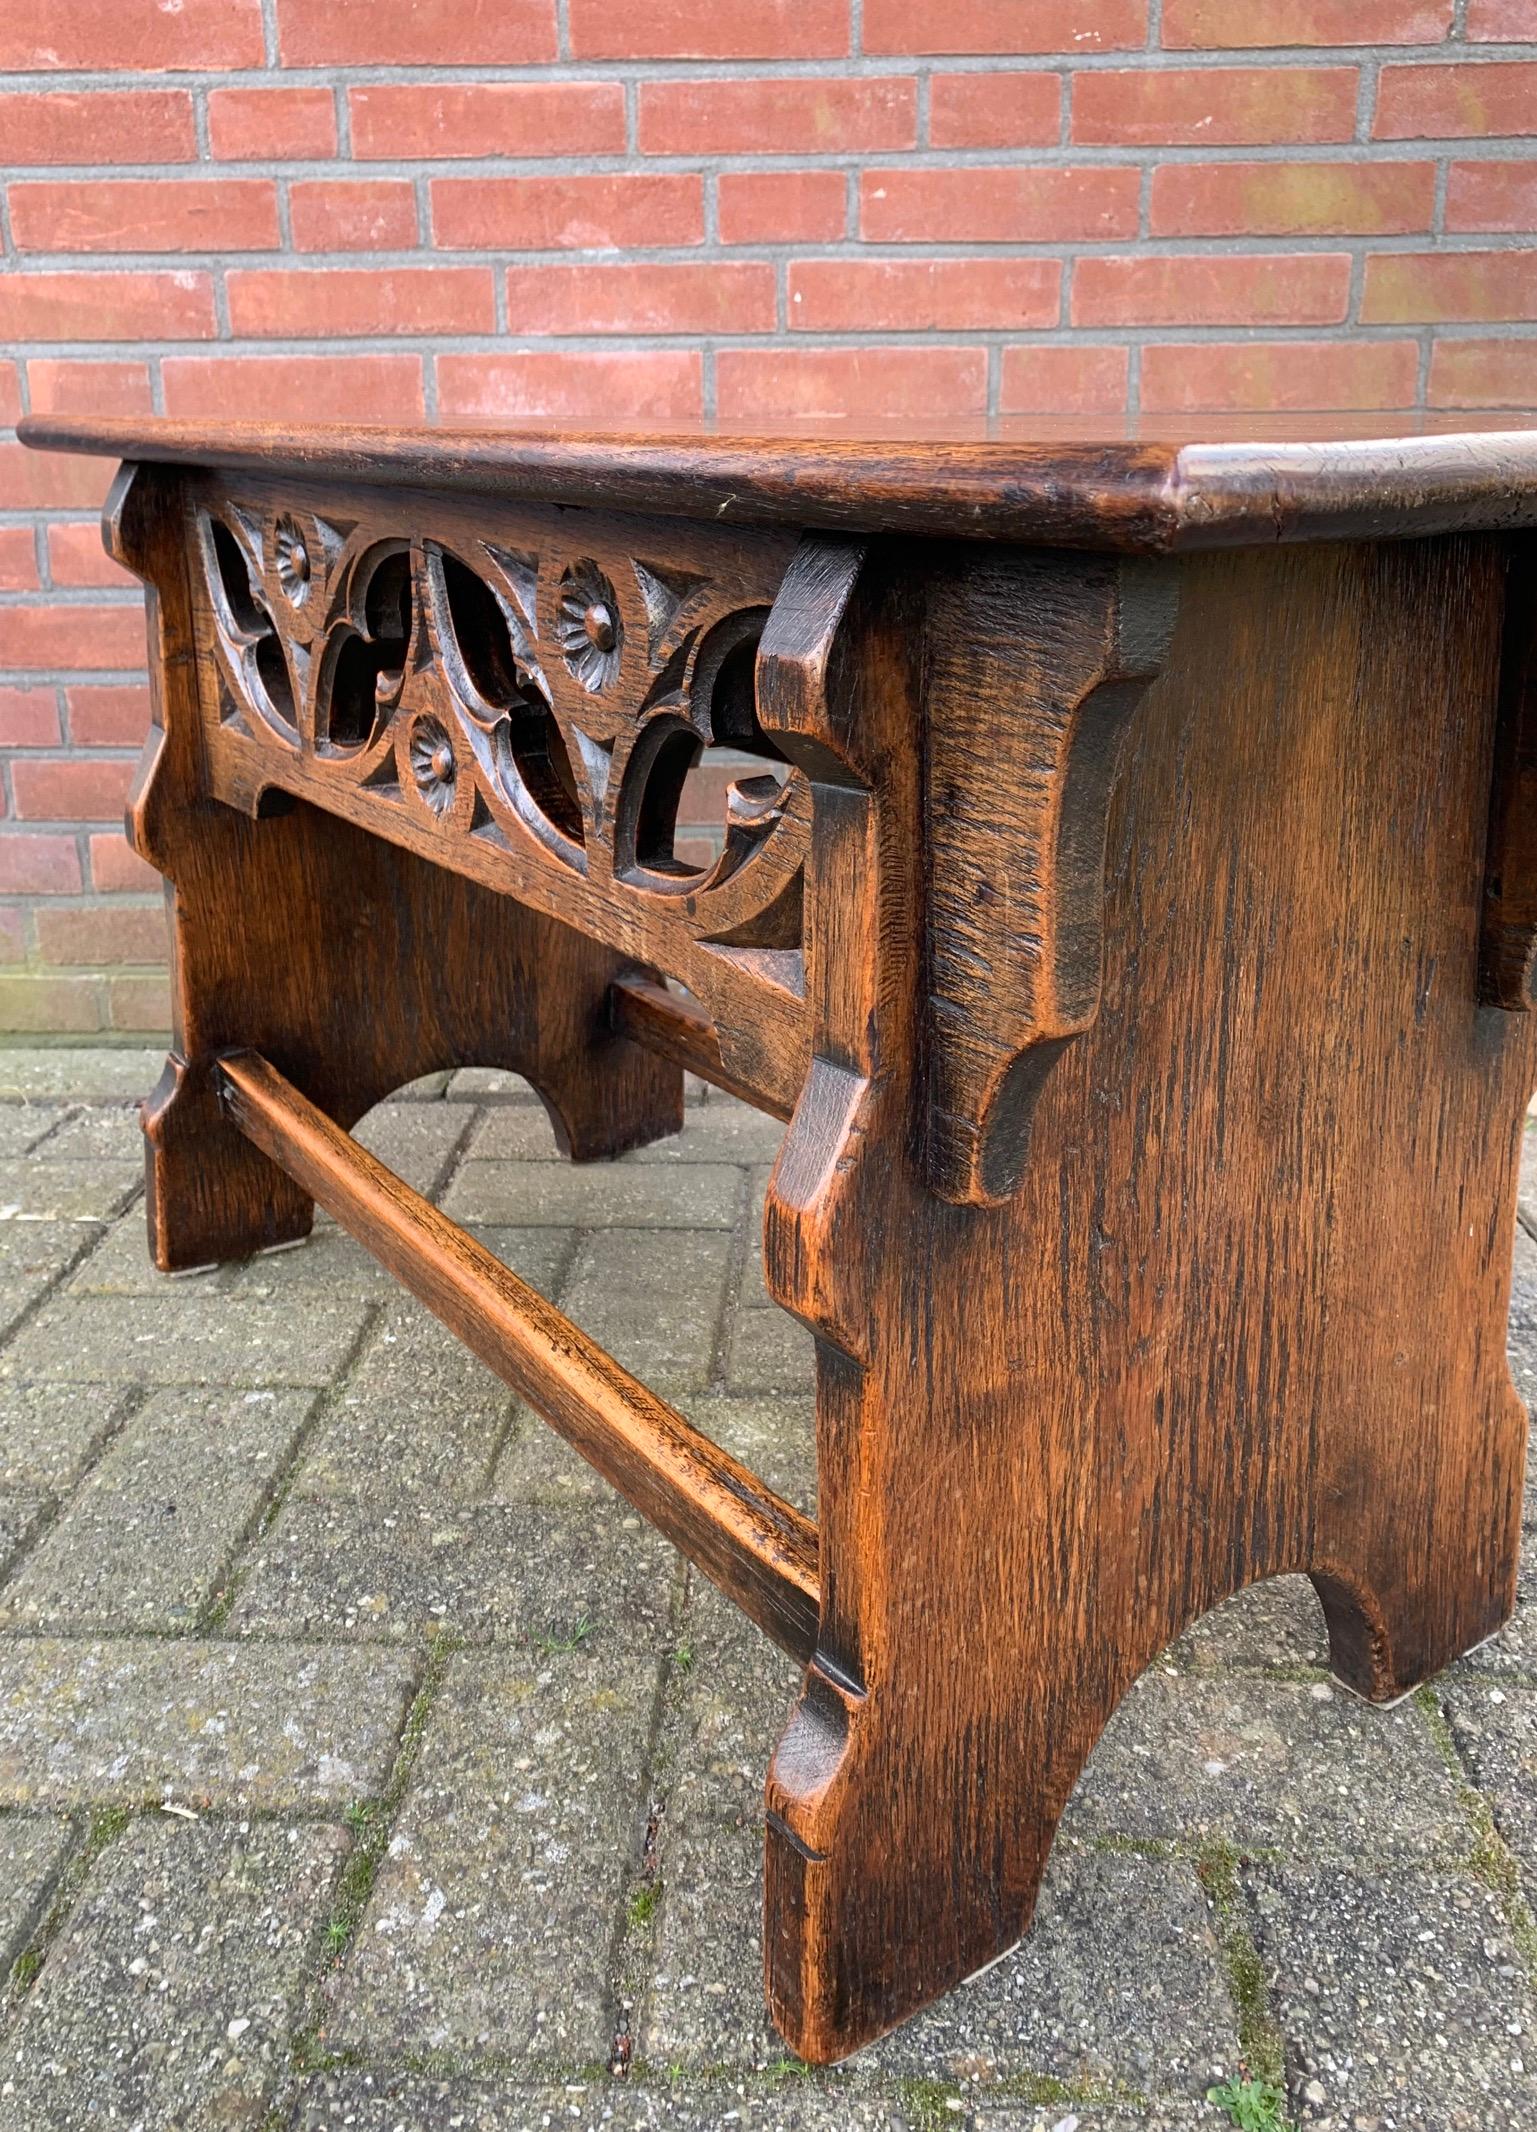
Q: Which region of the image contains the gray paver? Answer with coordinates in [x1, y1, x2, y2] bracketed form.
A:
[351, 1101, 471, 1197]
[0, 1105, 64, 1157]
[0, 1388, 312, 1632]
[31, 1102, 144, 1162]
[0, 1219, 94, 1334]
[0, 1813, 73, 1969]
[289, 2076, 911, 2130]
[561, 1226, 733, 1392]
[0, 1158, 140, 1221]
[725, 1304, 816, 1396]
[328, 1534, 673, 2064]
[1250, 1863, 1537, 2130]
[442, 1159, 742, 1229]
[0, 1638, 414, 1808]
[0, 1048, 164, 1102]
[0, 1380, 127, 1493]
[1174, 1574, 1329, 1673]
[1, 1289, 372, 1386]
[973, 2115, 1221, 2131]
[1443, 1681, 1537, 1897]
[66, 1212, 214, 1295]
[467, 1095, 784, 1167]
[2, 1817, 347, 2130]
[1065, 1676, 1467, 1862]
[229, 1498, 674, 1644]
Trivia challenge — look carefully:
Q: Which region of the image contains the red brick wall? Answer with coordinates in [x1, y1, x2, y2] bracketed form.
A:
[2, 0, 1535, 1034]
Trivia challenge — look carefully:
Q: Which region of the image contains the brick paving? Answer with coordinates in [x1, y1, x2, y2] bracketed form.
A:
[0, 1046, 1534, 2131]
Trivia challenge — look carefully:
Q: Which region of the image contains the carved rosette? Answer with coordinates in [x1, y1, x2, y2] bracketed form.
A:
[193, 492, 808, 961]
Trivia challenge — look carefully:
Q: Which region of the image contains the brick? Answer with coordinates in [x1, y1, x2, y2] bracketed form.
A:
[0, 833, 81, 895]
[161, 351, 425, 423]
[998, 343, 1129, 413]
[290, 178, 418, 253]
[500, 261, 773, 335]
[279, 0, 557, 64]
[65, 684, 151, 748]
[0, 528, 39, 592]
[0, 367, 19, 425]
[716, 345, 987, 420]
[433, 172, 703, 251]
[0, 0, 263, 70]
[0, 271, 215, 343]
[862, 165, 1138, 242]
[1429, 337, 1537, 405]
[790, 256, 1061, 331]
[1163, 0, 1453, 41]
[46, 523, 131, 589]
[350, 80, 625, 160]
[34, 903, 166, 966]
[107, 972, 171, 1030]
[0, 686, 59, 746]
[0, 1639, 411, 1808]
[569, 0, 849, 56]
[11, 757, 136, 822]
[0, 975, 100, 1034]
[1375, 61, 1537, 137]
[1446, 159, 1537, 231]
[1362, 249, 1537, 321]
[638, 76, 917, 155]
[0, 90, 195, 166]
[929, 71, 1063, 148]
[436, 349, 702, 422]
[226, 266, 495, 337]
[1072, 251, 1352, 325]
[9, 177, 279, 254]
[207, 84, 336, 160]
[865, 0, 1145, 52]
[0, 607, 145, 677]
[0, 443, 113, 512]
[1074, 64, 1358, 144]
[1468, 0, 1537, 27]
[27, 359, 153, 416]
[89, 831, 157, 892]
[718, 169, 847, 244]
[1151, 159, 1436, 236]
[0, 909, 26, 963]
[1141, 337, 1421, 410]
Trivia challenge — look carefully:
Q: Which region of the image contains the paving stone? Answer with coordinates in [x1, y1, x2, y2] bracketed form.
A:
[972, 2115, 1221, 2131]
[467, 1097, 784, 1167]
[1442, 1682, 1537, 1897]
[351, 1101, 472, 1198]
[327, 1535, 673, 2064]
[737, 1166, 776, 1310]
[561, 1227, 733, 1393]
[0, 1219, 94, 1333]
[1, 1816, 347, 2130]
[1064, 1676, 1468, 1863]
[725, 1305, 816, 1396]
[0, 1104, 65, 1157]
[0, 1638, 414, 1809]
[289, 2075, 910, 2129]
[1520, 1128, 1537, 1241]
[224, 1219, 568, 1307]
[0, 1381, 127, 1493]
[32, 1101, 144, 1162]
[0, 1048, 165, 1102]
[1249, 1863, 1536, 2130]
[443, 1159, 742, 1229]
[1509, 1224, 1537, 1331]
[230, 1497, 677, 1646]
[1444, 1568, 1537, 1679]
[66, 1212, 212, 1295]
[0, 1387, 312, 1633]
[642, 1587, 802, 2069]
[0, 1158, 140, 1221]
[1174, 1574, 1329, 1674]
[0, 1813, 73, 1970]
[0, 1492, 48, 1574]
[1, 1289, 372, 1387]
[445, 1068, 540, 1102]
[392, 1070, 455, 1100]
[494, 1392, 816, 1518]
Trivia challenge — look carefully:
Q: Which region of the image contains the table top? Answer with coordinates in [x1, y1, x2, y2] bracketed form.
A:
[21, 409, 1537, 554]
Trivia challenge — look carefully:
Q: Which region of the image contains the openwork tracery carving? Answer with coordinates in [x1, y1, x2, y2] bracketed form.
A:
[193, 485, 808, 966]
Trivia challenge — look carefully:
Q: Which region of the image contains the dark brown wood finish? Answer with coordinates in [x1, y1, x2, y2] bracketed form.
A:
[29, 409, 1537, 2065]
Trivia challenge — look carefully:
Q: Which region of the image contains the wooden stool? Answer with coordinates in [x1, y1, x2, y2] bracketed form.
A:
[20, 410, 1537, 2062]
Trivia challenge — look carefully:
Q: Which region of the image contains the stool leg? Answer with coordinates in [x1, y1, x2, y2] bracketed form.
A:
[114, 464, 679, 1273]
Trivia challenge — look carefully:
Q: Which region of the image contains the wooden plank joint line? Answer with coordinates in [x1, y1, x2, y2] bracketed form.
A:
[211, 1047, 820, 1662]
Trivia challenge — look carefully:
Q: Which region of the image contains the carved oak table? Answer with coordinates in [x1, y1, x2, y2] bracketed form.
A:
[20, 410, 1537, 2062]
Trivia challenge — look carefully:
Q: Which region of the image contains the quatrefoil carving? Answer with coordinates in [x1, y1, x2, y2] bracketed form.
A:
[196, 496, 807, 955]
